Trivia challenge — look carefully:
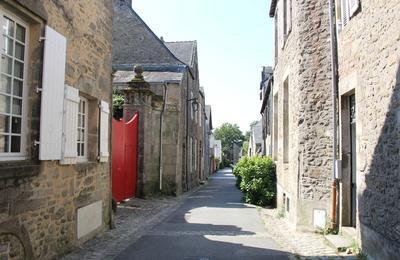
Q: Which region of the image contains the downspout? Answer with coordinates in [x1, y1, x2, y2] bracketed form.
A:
[328, 0, 339, 229]
[159, 83, 168, 191]
[185, 73, 190, 191]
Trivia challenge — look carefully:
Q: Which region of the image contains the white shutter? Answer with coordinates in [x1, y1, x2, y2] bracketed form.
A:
[342, 0, 350, 27]
[287, 0, 292, 33]
[348, 0, 360, 18]
[99, 100, 110, 162]
[60, 85, 79, 165]
[39, 26, 67, 160]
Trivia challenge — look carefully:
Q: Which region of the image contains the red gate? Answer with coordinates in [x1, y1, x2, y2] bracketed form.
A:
[112, 113, 139, 202]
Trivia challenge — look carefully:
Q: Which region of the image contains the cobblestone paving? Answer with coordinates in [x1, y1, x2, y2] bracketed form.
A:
[259, 208, 357, 260]
[62, 190, 198, 260]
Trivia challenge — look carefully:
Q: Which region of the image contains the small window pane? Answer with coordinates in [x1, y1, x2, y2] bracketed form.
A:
[10, 135, 20, 152]
[77, 129, 80, 142]
[80, 143, 84, 156]
[15, 24, 25, 42]
[0, 134, 9, 152]
[3, 17, 15, 37]
[1, 56, 13, 75]
[0, 75, 12, 94]
[13, 79, 23, 97]
[81, 115, 85, 127]
[4, 37, 13, 56]
[0, 95, 11, 113]
[12, 98, 22, 115]
[77, 143, 81, 156]
[0, 115, 9, 133]
[14, 60, 24, 79]
[15, 42, 24, 60]
[11, 117, 21, 133]
[80, 129, 85, 142]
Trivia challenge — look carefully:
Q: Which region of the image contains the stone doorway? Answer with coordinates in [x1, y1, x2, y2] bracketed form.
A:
[339, 92, 357, 228]
[349, 94, 357, 228]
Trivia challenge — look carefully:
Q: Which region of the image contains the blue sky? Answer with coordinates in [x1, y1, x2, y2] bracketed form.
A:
[132, 0, 274, 132]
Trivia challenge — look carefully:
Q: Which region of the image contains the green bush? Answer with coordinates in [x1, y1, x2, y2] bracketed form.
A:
[233, 156, 276, 206]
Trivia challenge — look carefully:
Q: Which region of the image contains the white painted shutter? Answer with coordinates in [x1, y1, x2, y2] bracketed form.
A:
[39, 26, 67, 160]
[99, 100, 110, 162]
[287, 0, 292, 33]
[341, 0, 350, 27]
[60, 85, 79, 165]
[348, 0, 360, 18]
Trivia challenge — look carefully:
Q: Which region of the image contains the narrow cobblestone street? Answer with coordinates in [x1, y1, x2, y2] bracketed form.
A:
[63, 169, 355, 260]
[115, 168, 288, 259]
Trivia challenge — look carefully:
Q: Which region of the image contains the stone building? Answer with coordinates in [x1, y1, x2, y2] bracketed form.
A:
[0, 0, 113, 259]
[335, 0, 400, 258]
[205, 105, 213, 175]
[269, 0, 399, 258]
[248, 120, 263, 157]
[112, 0, 203, 196]
[269, 0, 334, 230]
[259, 66, 274, 157]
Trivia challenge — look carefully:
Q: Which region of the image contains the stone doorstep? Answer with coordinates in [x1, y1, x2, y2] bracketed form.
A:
[341, 226, 357, 241]
[324, 234, 353, 252]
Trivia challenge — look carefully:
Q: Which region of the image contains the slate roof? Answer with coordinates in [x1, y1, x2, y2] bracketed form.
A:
[165, 41, 196, 68]
[269, 0, 278, 17]
[113, 70, 183, 84]
[112, 0, 183, 69]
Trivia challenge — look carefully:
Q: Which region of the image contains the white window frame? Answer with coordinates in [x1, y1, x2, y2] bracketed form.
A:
[77, 96, 88, 162]
[0, 7, 29, 161]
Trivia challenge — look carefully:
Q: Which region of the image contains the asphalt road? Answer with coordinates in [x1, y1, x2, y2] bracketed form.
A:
[115, 168, 290, 260]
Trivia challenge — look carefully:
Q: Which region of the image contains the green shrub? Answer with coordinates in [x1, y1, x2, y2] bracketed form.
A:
[233, 156, 276, 206]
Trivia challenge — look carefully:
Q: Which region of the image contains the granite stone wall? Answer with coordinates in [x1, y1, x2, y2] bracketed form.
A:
[0, 0, 113, 259]
[337, 0, 400, 258]
[272, 0, 333, 230]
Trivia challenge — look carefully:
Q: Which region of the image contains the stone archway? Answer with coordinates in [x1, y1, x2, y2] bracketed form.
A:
[0, 218, 34, 260]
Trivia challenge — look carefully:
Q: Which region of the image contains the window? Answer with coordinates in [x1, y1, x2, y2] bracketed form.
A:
[77, 97, 88, 161]
[283, 78, 289, 163]
[273, 93, 279, 161]
[198, 103, 202, 126]
[0, 11, 28, 159]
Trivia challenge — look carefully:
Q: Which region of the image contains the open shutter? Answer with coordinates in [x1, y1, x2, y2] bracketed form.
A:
[341, 0, 350, 27]
[39, 26, 67, 160]
[60, 85, 79, 165]
[348, 0, 360, 18]
[287, 0, 292, 33]
[99, 100, 110, 162]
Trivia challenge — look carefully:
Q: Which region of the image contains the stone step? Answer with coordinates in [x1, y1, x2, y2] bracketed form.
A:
[341, 226, 357, 241]
[324, 234, 353, 252]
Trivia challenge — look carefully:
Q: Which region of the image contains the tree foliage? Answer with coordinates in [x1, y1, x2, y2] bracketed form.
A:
[214, 123, 245, 166]
[113, 90, 124, 120]
[233, 156, 276, 206]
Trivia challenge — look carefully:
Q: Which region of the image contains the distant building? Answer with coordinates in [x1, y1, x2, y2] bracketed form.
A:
[248, 121, 263, 156]
[259, 66, 274, 157]
[204, 105, 213, 177]
[113, 0, 204, 195]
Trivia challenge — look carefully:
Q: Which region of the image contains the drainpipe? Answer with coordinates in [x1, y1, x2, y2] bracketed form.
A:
[159, 83, 168, 191]
[328, 0, 339, 229]
[185, 73, 190, 191]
